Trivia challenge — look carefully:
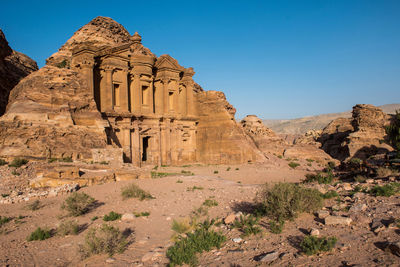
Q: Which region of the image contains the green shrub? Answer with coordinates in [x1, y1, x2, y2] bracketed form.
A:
[166, 219, 226, 266]
[300, 235, 337, 255]
[349, 158, 362, 165]
[288, 162, 300, 169]
[370, 183, 400, 197]
[48, 158, 58, 163]
[172, 218, 195, 234]
[226, 167, 231, 171]
[26, 199, 41, 211]
[61, 192, 96, 216]
[354, 174, 367, 183]
[11, 170, 20, 176]
[187, 186, 203, 192]
[8, 158, 28, 168]
[103, 211, 122, 221]
[213, 170, 218, 174]
[0, 159, 7, 166]
[134, 211, 150, 217]
[1, 194, 9, 198]
[80, 224, 129, 257]
[121, 183, 154, 200]
[306, 159, 314, 163]
[91, 216, 99, 221]
[303, 171, 334, 184]
[259, 183, 324, 221]
[232, 215, 261, 237]
[57, 220, 79, 236]
[0, 216, 11, 226]
[56, 59, 69, 68]
[278, 155, 283, 159]
[181, 170, 194, 175]
[176, 179, 183, 183]
[376, 167, 398, 178]
[235, 168, 239, 170]
[151, 171, 178, 178]
[269, 219, 285, 234]
[322, 190, 339, 199]
[27, 227, 51, 241]
[203, 199, 218, 207]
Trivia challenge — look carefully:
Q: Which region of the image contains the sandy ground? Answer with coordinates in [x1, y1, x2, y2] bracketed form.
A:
[0, 161, 399, 266]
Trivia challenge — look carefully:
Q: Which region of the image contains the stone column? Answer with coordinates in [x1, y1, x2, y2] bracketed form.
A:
[120, 69, 129, 112]
[130, 72, 141, 114]
[81, 63, 94, 96]
[104, 67, 113, 111]
[163, 79, 169, 114]
[180, 84, 188, 116]
[149, 81, 154, 114]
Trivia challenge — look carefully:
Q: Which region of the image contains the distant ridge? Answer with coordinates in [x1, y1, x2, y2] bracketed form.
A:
[263, 103, 400, 135]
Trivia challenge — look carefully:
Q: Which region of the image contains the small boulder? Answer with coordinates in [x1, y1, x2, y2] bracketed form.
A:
[309, 228, 320, 236]
[255, 251, 279, 262]
[224, 213, 236, 224]
[371, 218, 385, 234]
[387, 241, 400, 257]
[325, 216, 352, 226]
[121, 213, 135, 222]
[317, 210, 330, 219]
[349, 203, 367, 213]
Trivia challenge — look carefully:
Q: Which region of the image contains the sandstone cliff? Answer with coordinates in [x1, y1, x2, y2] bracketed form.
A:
[46, 16, 132, 67]
[0, 65, 108, 160]
[318, 104, 393, 161]
[196, 91, 264, 164]
[0, 29, 38, 115]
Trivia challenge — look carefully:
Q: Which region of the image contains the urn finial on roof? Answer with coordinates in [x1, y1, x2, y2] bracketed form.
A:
[131, 32, 142, 43]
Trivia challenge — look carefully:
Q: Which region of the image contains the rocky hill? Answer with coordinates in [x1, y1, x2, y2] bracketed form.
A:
[0, 29, 38, 115]
[264, 104, 400, 135]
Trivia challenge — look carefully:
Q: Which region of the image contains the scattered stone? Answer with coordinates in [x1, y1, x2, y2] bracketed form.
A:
[349, 203, 367, 213]
[254, 251, 279, 262]
[341, 183, 353, 191]
[232, 237, 243, 243]
[317, 210, 330, 219]
[224, 213, 236, 224]
[106, 258, 115, 263]
[121, 213, 135, 222]
[371, 219, 385, 234]
[309, 228, 320, 236]
[325, 216, 352, 226]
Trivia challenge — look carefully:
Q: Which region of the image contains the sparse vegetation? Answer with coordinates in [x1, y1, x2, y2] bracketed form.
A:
[278, 155, 283, 159]
[322, 190, 339, 199]
[26, 199, 41, 211]
[1, 194, 9, 198]
[354, 174, 367, 183]
[258, 182, 324, 221]
[0, 159, 7, 166]
[27, 227, 52, 241]
[80, 224, 129, 257]
[60, 157, 73, 162]
[176, 179, 183, 183]
[56, 59, 69, 68]
[167, 219, 226, 267]
[91, 216, 99, 221]
[226, 167, 231, 171]
[232, 215, 261, 237]
[370, 183, 400, 197]
[213, 170, 218, 174]
[11, 169, 20, 176]
[376, 167, 398, 178]
[303, 171, 334, 184]
[103, 211, 122, 221]
[288, 162, 300, 169]
[172, 218, 195, 234]
[203, 199, 218, 207]
[386, 110, 400, 157]
[0, 216, 11, 226]
[300, 235, 337, 255]
[121, 183, 154, 200]
[61, 192, 96, 216]
[57, 220, 79, 236]
[306, 158, 314, 162]
[269, 219, 285, 234]
[136, 211, 150, 218]
[181, 170, 194, 175]
[235, 168, 239, 170]
[187, 186, 203, 192]
[8, 158, 28, 168]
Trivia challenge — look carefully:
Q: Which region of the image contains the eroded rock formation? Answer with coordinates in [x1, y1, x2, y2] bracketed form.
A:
[0, 29, 38, 115]
[319, 104, 393, 160]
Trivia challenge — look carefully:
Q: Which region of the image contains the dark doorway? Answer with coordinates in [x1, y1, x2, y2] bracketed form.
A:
[142, 136, 150, 162]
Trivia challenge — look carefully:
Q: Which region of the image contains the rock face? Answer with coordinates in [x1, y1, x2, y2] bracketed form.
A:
[0, 66, 109, 161]
[240, 115, 334, 163]
[240, 115, 288, 155]
[0, 17, 263, 166]
[0, 29, 38, 115]
[196, 94, 264, 164]
[46, 16, 132, 67]
[319, 104, 393, 161]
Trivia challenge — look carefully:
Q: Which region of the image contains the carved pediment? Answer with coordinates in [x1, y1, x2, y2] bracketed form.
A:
[155, 55, 184, 72]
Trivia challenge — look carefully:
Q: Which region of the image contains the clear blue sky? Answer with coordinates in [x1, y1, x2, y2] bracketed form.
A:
[1, 0, 399, 119]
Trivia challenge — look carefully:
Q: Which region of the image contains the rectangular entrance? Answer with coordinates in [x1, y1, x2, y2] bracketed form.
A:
[142, 136, 150, 162]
